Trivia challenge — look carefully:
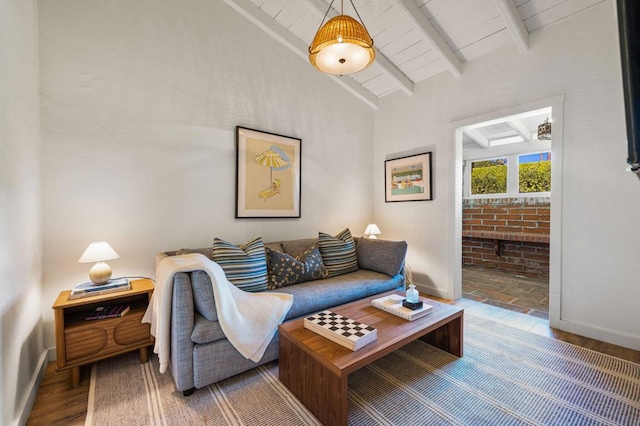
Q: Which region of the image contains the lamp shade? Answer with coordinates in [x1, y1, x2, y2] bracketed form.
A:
[78, 242, 119, 263]
[309, 14, 375, 75]
[364, 224, 381, 239]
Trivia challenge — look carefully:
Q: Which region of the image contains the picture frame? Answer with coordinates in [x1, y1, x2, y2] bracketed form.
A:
[236, 126, 301, 218]
[385, 152, 433, 202]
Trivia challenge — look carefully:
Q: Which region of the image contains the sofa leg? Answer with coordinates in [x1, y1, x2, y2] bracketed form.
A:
[183, 387, 195, 397]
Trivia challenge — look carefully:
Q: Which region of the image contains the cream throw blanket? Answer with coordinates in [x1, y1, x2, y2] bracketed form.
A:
[142, 253, 293, 373]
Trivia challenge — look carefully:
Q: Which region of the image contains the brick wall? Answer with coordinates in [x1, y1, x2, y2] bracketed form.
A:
[462, 197, 550, 279]
[463, 197, 550, 235]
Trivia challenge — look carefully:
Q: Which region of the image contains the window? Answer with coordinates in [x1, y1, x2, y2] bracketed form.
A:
[470, 158, 508, 195]
[519, 152, 551, 193]
[465, 152, 551, 198]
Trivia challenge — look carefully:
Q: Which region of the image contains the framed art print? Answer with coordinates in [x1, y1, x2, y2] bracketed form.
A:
[385, 152, 433, 202]
[236, 126, 301, 218]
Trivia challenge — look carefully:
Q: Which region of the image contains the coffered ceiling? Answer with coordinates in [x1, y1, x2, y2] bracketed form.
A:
[222, 0, 607, 109]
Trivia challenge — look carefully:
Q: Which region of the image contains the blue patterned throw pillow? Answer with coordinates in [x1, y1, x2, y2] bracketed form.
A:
[318, 228, 359, 277]
[212, 236, 268, 292]
[266, 245, 329, 289]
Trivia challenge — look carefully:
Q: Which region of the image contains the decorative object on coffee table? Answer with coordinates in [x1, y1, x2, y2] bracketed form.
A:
[371, 294, 432, 321]
[236, 126, 301, 218]
[385, 152, 433, 202]
[304, 310, 377, 351]
[406, 283, 419, 303]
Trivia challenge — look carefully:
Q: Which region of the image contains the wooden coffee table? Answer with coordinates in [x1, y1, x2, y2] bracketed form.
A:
[278, 290, 463, 426]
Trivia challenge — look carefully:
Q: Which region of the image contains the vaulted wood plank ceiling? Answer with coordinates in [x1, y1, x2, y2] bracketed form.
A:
[222, 0, 607, 108]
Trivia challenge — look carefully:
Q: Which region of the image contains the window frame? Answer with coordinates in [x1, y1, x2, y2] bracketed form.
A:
[468, 156, 510, 197]
[517, 151, 552, 196]
[464, 151, 551, 199]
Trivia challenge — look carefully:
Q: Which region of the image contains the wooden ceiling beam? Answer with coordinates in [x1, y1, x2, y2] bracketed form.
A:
[307, 0, 414, 96]
[222, 0, 378, 109]
[463, 129, 490, 148]
[391, 0, 463, 79]
[493, 0, 529, 53]
[507, 119, 531, 142]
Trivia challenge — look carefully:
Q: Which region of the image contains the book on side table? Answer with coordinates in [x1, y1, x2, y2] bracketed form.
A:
[85, 305, 130, 320]
[371, 294, 433, 321]
[69, 278, 131, 300]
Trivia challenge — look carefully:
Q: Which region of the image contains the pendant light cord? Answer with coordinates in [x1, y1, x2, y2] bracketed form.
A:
[314, 0, 368, 30]
[349, 0, 368, 27]
[314, 0, 336, 35]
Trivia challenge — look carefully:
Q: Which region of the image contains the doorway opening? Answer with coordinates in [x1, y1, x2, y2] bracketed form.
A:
[452, 100, 563, 322]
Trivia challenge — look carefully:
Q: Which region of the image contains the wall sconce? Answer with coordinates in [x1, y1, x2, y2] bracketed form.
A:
[364, 224, 381, 239]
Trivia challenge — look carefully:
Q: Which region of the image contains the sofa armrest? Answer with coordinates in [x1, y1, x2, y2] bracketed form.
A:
[356, 238, 407, 277]
[170, 272, 195, 392]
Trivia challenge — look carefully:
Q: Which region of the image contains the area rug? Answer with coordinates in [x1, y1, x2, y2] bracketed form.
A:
[86, 315, 640, 425]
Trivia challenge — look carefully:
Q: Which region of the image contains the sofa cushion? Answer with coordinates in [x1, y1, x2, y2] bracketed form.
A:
[273, 269, 403, 320]
[191, 313, 225, 344]
[191, 271, 217, 322]
[266, 245, 328, 289]
[318, 228, 359, 277]
[212, 236, 268, 292]
[356, 238, 408, 277]
[281, 238, 318, 258]
[264, 242, 284, 253]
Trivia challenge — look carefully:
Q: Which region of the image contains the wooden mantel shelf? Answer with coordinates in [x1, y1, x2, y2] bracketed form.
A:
[462, 230, 550, 256]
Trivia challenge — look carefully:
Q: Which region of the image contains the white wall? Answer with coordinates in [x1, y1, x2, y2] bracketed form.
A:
[374, 1, 640, 350]
[0, 0, 45, 424]
[39, 0, 374, 352]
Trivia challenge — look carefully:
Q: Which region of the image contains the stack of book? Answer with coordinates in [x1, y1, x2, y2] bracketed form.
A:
[371, 294, 433, 321]
[85, 305, 130, 320]
[304, 310, 377, 351]
[69, 278, 130, 300]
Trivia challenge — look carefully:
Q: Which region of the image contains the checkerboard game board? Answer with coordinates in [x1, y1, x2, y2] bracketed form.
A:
[304, 310, 377, 351]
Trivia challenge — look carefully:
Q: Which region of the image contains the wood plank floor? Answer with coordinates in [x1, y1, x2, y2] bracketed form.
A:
[27, 291, 640, 425]
[27, 363, 91, 426]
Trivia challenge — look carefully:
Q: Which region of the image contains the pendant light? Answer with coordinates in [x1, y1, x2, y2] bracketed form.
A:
[309, 0, 375, 75]
[537, 118, 552, 140]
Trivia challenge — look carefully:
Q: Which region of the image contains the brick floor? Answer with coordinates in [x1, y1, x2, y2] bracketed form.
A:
[462, 265, 549, 319]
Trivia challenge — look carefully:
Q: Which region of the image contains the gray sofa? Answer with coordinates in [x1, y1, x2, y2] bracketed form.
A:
[156, 237, 407, 395]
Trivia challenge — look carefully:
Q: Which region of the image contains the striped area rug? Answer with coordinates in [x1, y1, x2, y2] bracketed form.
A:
[86, 315, 640, 425]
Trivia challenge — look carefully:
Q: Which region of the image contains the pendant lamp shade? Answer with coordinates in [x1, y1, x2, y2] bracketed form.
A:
[309, 11, 375, 75]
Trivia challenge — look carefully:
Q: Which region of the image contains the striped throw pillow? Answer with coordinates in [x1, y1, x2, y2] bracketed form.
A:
[212, 236, 268, 292]
[318, 228, 359, 277]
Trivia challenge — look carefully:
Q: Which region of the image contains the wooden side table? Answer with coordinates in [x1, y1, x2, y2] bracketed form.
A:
[52, 278, 155, 386]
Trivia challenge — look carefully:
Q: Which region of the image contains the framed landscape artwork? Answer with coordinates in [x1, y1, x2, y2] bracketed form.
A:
[236, 126, 301, 218]
[385, 152, 433, 202]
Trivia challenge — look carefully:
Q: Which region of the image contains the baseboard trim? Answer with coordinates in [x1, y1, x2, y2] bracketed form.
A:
[552, 318, 640, 352]
[47, 346, 57, 362]
[15, 350, 48, 426]
[415, 283, 449, 299]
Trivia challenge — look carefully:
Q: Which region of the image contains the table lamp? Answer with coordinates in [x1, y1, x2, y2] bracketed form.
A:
[364, 224, 381, 239]
[78, 242, 120, 285]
